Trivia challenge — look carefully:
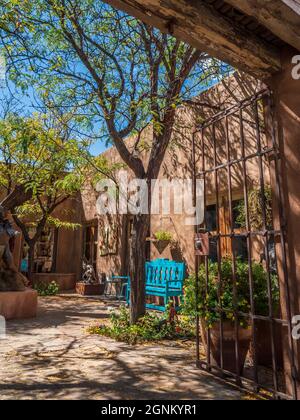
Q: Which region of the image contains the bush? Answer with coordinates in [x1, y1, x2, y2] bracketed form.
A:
[181, 257, 279, 328]
[235, 187, 273, 230]
[34, 280, 59, 296]
[88, 305, 195, 345]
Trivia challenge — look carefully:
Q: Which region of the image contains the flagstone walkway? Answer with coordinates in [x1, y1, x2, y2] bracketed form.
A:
[0, 295, 244, 400]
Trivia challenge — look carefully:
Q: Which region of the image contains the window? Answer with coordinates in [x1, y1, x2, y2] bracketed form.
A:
[205, 200, 249, 262]
[232, 236, 248, 261]
[205, 204, 217, 232]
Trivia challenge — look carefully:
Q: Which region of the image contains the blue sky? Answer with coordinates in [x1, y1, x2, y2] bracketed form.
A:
[0, 78, 109, 156]
[0, 2, 233, 158]
[0, 59, 231, 157]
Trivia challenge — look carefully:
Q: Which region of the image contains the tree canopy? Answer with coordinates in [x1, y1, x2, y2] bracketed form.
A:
[0, 0, 226, 175]
[0, 0, 229, 321]
[0, 113, 85, 271]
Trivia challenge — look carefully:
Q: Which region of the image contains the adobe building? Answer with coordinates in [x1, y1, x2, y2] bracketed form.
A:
[1, 0, 299, 400]
[11, 72, 268, 282]
[10, 194, 83, 290]
[77, 73, 268, 276]
[101, 0, 300, 399]
[9, 70, 299, 399]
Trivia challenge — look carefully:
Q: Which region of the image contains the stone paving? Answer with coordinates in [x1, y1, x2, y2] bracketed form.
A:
[0, 295, 243, 400]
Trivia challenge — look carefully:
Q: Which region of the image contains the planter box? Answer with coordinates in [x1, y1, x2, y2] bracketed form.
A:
[201, 320, 252, 375]
[0, 288, 38, 320]
[76, 282, 105, 296]
[32, 273, 76, 291]
[249, 319, 283, 368]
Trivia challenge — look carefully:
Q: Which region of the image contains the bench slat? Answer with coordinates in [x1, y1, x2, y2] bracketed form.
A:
[126, 259, 185, 311]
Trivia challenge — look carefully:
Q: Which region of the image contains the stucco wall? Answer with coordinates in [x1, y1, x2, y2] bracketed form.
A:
[9, 194, 83, 281]
[6, 72, 267, 280]
[77, 72, 266, 275]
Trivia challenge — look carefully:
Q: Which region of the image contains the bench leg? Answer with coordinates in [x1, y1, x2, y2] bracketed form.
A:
[164, 294, 170, 312]
[126, 287, 130, 305]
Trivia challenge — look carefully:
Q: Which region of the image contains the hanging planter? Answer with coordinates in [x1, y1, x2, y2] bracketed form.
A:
[150, 230, 173, 254]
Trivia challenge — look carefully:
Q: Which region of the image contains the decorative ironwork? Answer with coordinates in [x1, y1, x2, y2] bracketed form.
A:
[192, 90, 298, 400]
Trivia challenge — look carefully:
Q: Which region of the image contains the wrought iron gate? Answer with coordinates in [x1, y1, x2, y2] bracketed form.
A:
[192, 89, 298, 400]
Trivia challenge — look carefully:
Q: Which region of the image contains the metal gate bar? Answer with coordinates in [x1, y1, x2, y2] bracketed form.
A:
[192, 89, 298, 400]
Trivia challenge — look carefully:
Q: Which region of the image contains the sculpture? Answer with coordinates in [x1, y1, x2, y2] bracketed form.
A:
[0, 207, 28, 291]
[82, 259, 98, 285]
[0, 185, 32, 292]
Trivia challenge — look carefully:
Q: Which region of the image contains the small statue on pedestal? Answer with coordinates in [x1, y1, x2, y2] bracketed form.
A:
[82, 259, 98, 285]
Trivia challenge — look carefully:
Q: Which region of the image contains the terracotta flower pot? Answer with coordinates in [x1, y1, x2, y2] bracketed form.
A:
[200, 319, 252, 375]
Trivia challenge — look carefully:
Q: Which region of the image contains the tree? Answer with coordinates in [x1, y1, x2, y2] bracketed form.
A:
[0, 0, 224, 322]
[0, 113, 84, 278]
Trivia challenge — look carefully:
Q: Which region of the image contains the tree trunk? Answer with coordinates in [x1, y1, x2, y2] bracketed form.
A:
[129, 213, 150, 324]
[0, 185, 32, 212]
[27, 243, 35, 282]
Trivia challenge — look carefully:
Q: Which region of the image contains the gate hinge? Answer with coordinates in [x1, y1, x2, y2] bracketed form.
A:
[268, 151, 281, 163]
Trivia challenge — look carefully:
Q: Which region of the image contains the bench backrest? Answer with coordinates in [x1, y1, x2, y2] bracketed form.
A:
[145, 259, 185, 290]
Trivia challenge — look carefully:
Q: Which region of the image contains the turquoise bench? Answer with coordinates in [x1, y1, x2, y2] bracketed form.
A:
[126, 259, 185, 311]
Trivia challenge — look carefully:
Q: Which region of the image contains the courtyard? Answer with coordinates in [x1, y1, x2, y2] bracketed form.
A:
[0, 295, 243, 400]
[0, 0, 299, 402]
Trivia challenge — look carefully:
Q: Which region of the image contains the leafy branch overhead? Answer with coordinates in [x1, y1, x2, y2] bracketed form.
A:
[0, 0, 227, 322]
[0, 0, 222, 179]
[0, 112, 87, 274]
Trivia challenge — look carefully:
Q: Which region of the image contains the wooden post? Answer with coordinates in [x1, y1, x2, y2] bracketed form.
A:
[264, 47, 300, 398]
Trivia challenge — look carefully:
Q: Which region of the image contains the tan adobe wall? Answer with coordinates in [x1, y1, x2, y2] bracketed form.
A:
[78, 72, 268, 276]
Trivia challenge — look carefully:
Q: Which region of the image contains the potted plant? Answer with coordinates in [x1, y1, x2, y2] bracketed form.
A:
[152, 230, 173, 254]
[182, 257, 279, 374]
[235, 187, 273, 230]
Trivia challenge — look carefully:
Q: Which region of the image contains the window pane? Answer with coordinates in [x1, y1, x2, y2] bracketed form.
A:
[85, 227, 91, 242]
[93, 243, 97, 262]
[232, 236, 248, 261]
[206, 204, 217, 231]
[85, 243, 91, 260]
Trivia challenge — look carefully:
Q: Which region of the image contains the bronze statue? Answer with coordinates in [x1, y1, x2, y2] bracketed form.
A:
[0, 186, 32, 292]
[0, 206, 28, 291]
[82, 258, 98, 285]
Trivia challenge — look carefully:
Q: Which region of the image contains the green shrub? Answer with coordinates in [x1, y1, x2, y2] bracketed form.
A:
[154, 230, 172, 241]
[34, 280, 59, 296]
[181, 257, 279, 328]
[235, 187, 273, 230]
[88, 305, 195, 345]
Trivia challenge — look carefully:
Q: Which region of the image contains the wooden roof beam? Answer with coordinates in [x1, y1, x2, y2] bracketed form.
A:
[225, 0, 300, 52]
[106, 0, 281, 79]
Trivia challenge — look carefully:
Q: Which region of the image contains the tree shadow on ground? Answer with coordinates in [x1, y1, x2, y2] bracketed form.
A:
[0, 296, 241, 400]
[0, 346, 240, 400]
